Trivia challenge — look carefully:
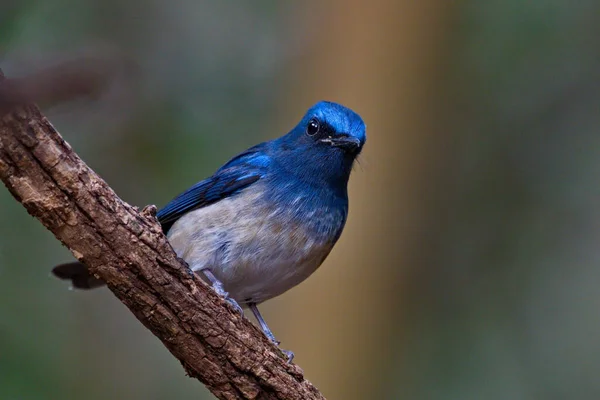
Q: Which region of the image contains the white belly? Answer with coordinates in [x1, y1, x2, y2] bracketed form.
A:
[166, 187, 340, 304]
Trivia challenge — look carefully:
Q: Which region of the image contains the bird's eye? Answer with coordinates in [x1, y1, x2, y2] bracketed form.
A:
[306, 118, 320, 136]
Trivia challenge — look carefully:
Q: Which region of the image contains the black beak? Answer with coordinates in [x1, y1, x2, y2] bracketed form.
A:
[320, 135, 362, 151]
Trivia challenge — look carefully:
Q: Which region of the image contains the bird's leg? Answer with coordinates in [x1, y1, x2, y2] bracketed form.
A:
[248, 302, 294, 363]
[201, 268, 227, 296]
[201, 268, 244, 315]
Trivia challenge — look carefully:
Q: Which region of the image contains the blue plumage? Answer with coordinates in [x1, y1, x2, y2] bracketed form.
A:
[156, 151, 266, 232]
[53, 100, 366, 361]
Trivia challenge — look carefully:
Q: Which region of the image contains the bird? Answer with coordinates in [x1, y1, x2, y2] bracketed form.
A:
[52, 100, 366, 361]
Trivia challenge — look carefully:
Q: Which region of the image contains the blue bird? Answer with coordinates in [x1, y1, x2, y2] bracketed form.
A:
[52, 101, 366, 361]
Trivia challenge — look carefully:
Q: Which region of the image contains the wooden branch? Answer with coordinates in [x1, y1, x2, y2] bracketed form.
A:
[0, 71, 325, 400]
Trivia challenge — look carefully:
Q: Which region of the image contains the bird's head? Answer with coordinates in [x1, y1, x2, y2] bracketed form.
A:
[274, 101, 366, 193]
[301, 101, 366, 156]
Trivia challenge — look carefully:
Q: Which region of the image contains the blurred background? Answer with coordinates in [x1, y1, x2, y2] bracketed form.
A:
[2, 1, 600, 399]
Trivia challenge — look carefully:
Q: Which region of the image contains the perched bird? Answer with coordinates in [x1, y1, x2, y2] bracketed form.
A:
[53, 101, 366, 360]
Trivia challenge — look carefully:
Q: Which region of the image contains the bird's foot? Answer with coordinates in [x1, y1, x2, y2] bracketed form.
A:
[261, 325, 294, 363]
[281, 349, 295, 363]
[263, 332, 294, 362]
[212, 283, 243, 316]
[267, 338, 294, 363]
[201, 268, 244, 316]
[248, 302, 294, 363]
[225, 297, 244, 316]
[213, 282, 244, 316]
[210, 279, 228, 297]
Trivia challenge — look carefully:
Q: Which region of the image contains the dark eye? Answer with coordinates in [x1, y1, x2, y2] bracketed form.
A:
[306, 118, 320, 136]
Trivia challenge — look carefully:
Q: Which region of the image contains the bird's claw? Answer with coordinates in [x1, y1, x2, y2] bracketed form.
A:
[281, 349, 294, 363]
[226, 297, 244, 316]
[263, 333, 293, 363]
[212, 282, 244, 316]
[211, 280, 228, 298]
[200, 268, 244, 316]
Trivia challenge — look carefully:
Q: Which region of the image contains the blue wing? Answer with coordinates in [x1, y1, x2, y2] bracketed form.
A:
[156, 144, 270, 233]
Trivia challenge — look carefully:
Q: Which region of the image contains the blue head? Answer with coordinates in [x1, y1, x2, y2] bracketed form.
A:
[272, 101, 366, 195]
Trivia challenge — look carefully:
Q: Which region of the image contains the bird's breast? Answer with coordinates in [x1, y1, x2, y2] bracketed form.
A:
[166, 182, 347, 303]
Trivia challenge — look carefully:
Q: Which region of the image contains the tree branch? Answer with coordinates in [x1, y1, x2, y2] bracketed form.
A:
[0, 71, 325, 400]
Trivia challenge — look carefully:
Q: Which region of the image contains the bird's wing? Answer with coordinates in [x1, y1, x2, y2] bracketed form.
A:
[156, 144, 269, 233]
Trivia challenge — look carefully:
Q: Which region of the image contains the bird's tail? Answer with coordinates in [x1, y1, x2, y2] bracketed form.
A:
[52, 261, 106, 289]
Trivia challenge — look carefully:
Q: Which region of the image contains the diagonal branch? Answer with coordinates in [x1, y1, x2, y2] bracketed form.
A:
[0, 71, 325, 400]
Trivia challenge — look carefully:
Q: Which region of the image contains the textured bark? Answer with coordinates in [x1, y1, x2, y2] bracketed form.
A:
[0, 72, 325, 400]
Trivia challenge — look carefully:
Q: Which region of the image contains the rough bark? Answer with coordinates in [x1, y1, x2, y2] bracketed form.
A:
[0, 72, 325, 400]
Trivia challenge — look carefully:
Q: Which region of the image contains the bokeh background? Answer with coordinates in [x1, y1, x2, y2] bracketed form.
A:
[2, 1, 600, 399]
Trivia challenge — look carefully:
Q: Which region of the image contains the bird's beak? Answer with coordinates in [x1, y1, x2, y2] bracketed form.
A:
[320, 135, 362, 151]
